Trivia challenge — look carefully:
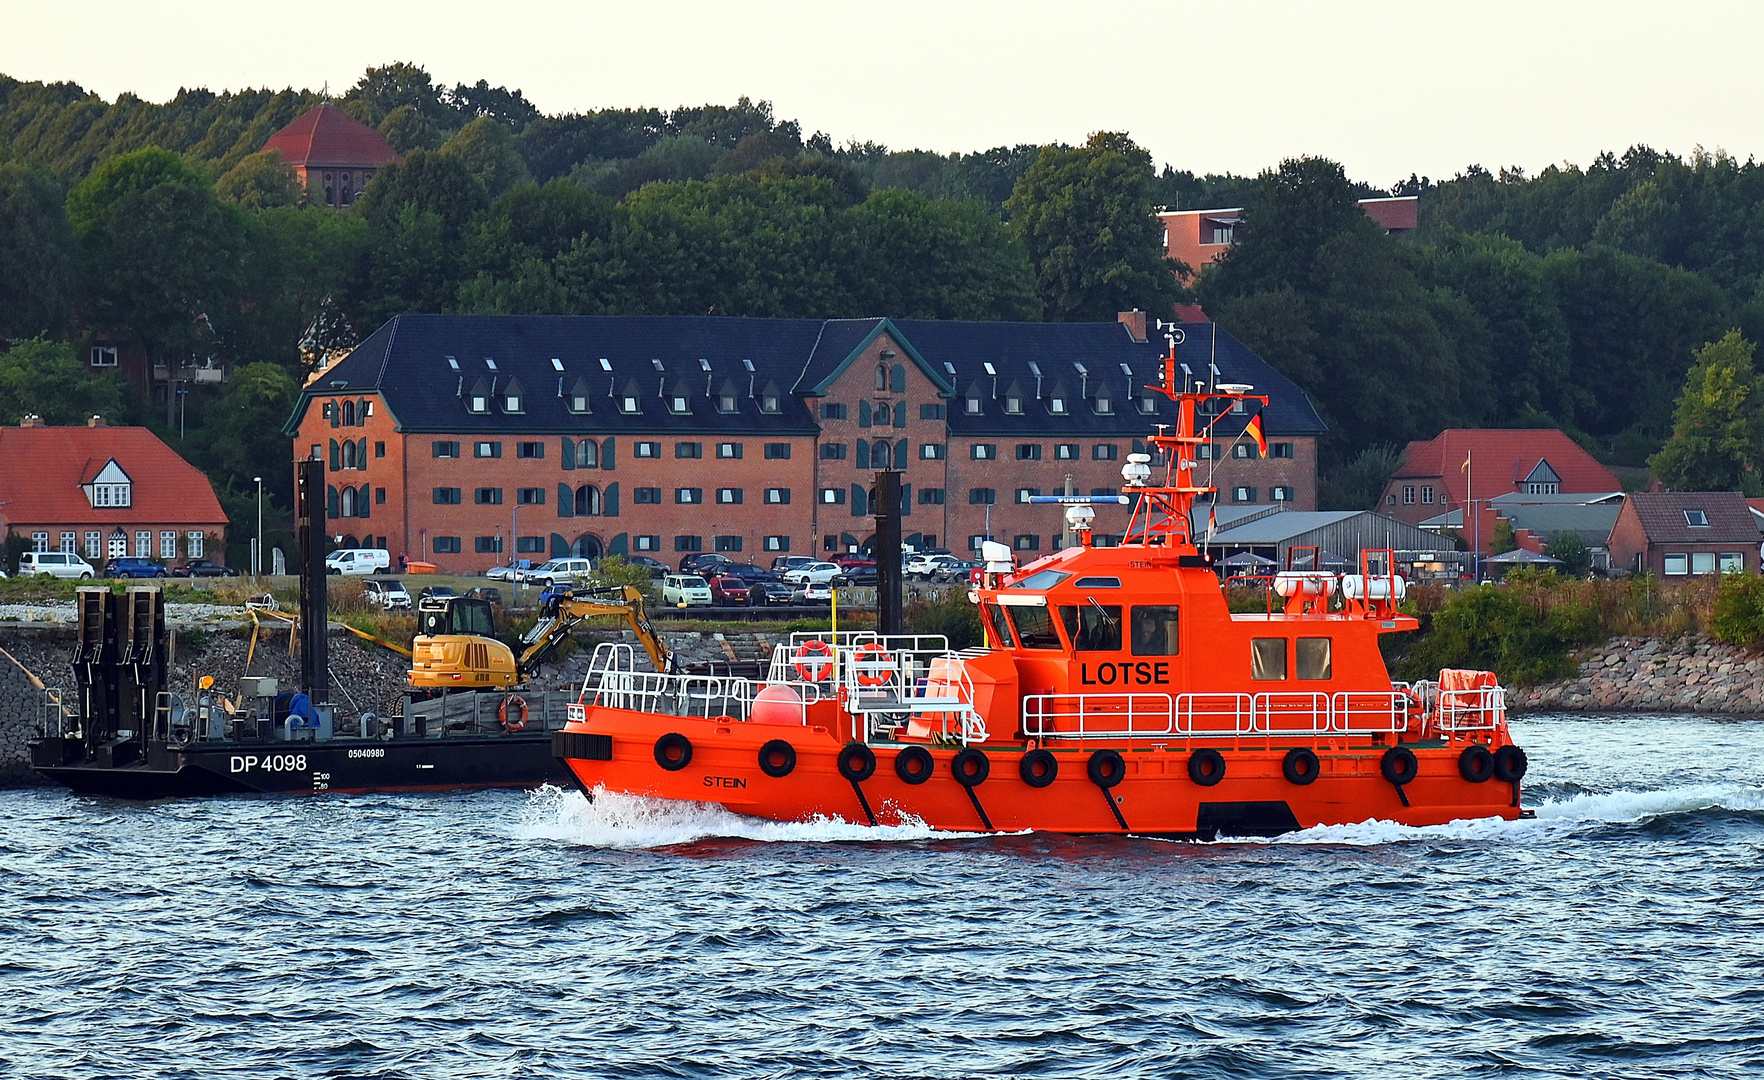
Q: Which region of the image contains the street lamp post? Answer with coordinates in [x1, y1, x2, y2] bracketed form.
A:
[253, 476, 263, 579]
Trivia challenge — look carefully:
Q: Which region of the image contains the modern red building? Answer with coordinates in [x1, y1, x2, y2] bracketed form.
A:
[260, 103, 402, 209]
[1159, 196, 1418, 280]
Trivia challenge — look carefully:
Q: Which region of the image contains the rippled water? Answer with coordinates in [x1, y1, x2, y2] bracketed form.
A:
[3, 713, 1762, 1080]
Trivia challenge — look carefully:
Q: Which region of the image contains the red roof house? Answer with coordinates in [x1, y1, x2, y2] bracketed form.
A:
[0, 419, 230, 567]
[261, 103, 403, 209]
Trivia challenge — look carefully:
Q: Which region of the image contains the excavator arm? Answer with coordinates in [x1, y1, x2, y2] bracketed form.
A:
[515, 585, 674, 678]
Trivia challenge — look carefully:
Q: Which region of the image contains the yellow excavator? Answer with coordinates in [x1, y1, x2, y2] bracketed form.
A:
[408, 584, 673, 694]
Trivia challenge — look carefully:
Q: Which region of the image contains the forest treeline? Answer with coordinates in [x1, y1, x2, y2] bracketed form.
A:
[4, 62, 1764, 551]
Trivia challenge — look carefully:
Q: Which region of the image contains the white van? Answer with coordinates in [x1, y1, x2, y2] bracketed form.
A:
[18, 551, 96, 579]
[325, 548, 390, 576]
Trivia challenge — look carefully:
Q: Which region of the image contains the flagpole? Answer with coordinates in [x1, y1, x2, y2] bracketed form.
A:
[1469, 450, 1478, 583]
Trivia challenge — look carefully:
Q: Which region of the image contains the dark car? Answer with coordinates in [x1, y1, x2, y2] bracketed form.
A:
[172, 559, 239, 578]
[464, 586, 504, 605]
[771, 555, 815, 573]
[708, 575, 750, 605]
[418, 585, 456, 602]
[748, 581, 793, 606]
[680, 552, 734, 574]
[721, 562, 781, 584]
[836, 564, 879, 587]
[622, 555, 670, 579]
[105, 557, 168, 579]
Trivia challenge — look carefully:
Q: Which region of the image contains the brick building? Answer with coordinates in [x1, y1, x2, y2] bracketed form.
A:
[0, 418, 229, 567]
[261, 103, 402, 209]
[1609, 491, 1761, 577]
[284, 313, 1324, 573]
[1159, 196, 1418, 281]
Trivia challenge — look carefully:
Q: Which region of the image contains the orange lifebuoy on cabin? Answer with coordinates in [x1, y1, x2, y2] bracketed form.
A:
[498, 694, 529, 733]
[793, 639, 835, 682]
[852, 643, 894, 687]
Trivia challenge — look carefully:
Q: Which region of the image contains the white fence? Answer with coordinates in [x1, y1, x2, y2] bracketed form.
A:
[1021, 690, 1410, 739]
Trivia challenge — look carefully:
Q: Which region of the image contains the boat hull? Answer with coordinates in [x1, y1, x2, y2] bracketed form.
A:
[559, 708, 1522, 837]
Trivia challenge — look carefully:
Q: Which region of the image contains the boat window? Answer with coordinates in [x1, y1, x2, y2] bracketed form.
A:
[1058, 604, 1122, 651]
[1251, 638, 1287, 681]
[1008, 605, 1064, 650]
[1073, 576, 1121, 588]
[1130, 605, 1180, 656]
[1009, 569, 1071, 590]
[985, 604, 1014, 648]
[1297, 638, 1332, 680]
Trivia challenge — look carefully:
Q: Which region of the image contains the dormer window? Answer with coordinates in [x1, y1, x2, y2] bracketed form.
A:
[1137, 396, 1157, 415]
[966, 397, 981, 415]
[1685, 509, 1710, 527]
[760, 381, 783, 414]
[1005, 396, 1022, 415]
[471, 395, 487, 413]
[505, 394, 521, 412]
[671, 396, 689, 414]
[571, 395, 588, 412]
[468, 377, 490, 414]
[1049, 397, 1067, 415]
[720, 394, 738, 413]
[1093, 393, 1112, 414]
[567, 377, 592, 415]
[762, 394, 780, 413]
[84, 460, 133, 509]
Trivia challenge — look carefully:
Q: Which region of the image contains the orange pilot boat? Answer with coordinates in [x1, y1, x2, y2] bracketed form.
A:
[554, 345, 1530, 838]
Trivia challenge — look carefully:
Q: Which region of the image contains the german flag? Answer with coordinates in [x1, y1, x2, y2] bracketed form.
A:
[1245, 413, 1268, 458]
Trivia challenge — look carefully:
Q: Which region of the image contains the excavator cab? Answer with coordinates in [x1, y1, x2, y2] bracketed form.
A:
[417, 596, 497, 638]
[409, 596, 518, 693]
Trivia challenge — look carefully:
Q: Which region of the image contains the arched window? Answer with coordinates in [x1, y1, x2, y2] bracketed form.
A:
[342, 400, 356, 426]
[875, 364, 887, 391]
[340, 486, 357, 517]
[575, 485, 602, 516]
[872, 440, 891, 469]
[874, 402, 891, 426]
[341, 440, 357, 470]
[577, 439, 598, 468]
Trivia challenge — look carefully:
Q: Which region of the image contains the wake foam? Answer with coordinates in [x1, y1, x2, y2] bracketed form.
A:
[516, 785, 984, 849]
[1245, 782, 1764, 847]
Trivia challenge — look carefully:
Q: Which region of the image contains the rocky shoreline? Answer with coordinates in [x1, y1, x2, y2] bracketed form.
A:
[1509, 635, 1764, 714]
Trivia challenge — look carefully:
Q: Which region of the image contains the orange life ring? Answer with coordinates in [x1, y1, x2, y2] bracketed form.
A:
[498, 694, 529, 733]
[793, 639, 835, 682]
[853, 643, 894, 687]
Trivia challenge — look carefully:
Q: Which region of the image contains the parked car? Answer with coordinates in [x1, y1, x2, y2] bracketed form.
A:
[910, 554, 968, 577]
[782, 561, 843, 586]
[721, 562, 781, 584]
[831, 553, 876, 570]
[325, 548, 390, 576]
[172, 559, 239, 578]
[620, 555, 671, 579]
[483, 564, 521, 582]
[771, 555, 815, 573]
[362, 578, 412, 610]
[418, 585, 456, 602]
[748, 581, 793, 606]
[104, 557, 168, 579]
[680, 552, 733, 574]
[18, 552, 95, 579]
[464, 586, 504, 605]
[836, 564, 879, 587]
[520, 557, 595, 586]
[708, 575, 750, 605]
[661, 574, 713, 606]
[792, 581, 834, 605]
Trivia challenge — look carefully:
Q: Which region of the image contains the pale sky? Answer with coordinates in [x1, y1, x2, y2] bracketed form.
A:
[7, 0, 1762, 188]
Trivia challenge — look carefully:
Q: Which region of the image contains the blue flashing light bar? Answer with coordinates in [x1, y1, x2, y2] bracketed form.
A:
[1027, 495, 1132, 505]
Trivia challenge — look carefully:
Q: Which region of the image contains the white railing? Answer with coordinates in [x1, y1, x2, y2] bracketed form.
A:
[1177, 693, 1257, 735]
[589, 670, 757, 721]
[1256, 692, 1333, 734]
[1331, 691, 1409, 734]
[768, 632, 952, 686]
[1021, 690, 1409, 739]
[1023, 692, 1176, 738]
[1436, 686, 1506, 731]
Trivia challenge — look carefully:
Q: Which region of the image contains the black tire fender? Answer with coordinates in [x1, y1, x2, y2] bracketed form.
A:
[1381, 746, 1418, 786]
[1458, 744, 1495, 783]
[951, 747, 990, 787]
[1188, 748, 1226, 787]
[654, 732, 693, 771]
[1086, 749, 1126, 789]
[894, 745, 934, 785]
[758, 739, 796, 778]
[837, 741, 876, 782]
[1492, 744, 1528, 783]
[1282, 747, 1320, 786]
[1020, 748, 1059, 788]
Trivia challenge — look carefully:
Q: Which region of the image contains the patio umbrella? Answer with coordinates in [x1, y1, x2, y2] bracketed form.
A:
[1219, 551, 1276, 567]
[1482, 548, 1562, 565]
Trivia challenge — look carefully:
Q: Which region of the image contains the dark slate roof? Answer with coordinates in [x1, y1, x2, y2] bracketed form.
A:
[1626, 491, 1762, 544]
[287, 314, 1325, 439]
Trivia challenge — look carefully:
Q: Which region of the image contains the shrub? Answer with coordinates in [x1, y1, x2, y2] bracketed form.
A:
[1711, 573, 1764, 646]
[1396, 582, 1602, 685]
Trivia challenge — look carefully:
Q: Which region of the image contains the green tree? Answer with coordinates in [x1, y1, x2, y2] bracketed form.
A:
[456, 180, 614, 314]
[1005, 132, 1179, 321]
[838, 190, 1040, 320]
[0, 161, 80, 339]
[1545, 531, 1592, 576]
[439, 116, 532, 197]
[0, 337, 134, 425]
[1648, 330, 1764, 493]
[378, 105, 447, 154]
[214, 149, 303, 209]
[1489, 519, 1518, 554]
[1319, 443, 1403, 510]
[340, 62, 454, 130]
[188, 361, 299, 513]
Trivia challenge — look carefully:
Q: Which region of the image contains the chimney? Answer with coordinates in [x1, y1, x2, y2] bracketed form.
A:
[1118, 309, 1148, 343]
[18, 414, 42, 428]
[88, 415, 105, 428]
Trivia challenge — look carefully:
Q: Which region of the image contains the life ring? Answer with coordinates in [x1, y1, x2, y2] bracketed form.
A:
[1020, 748, 1059, 788]
[654, 732, 693, 771]
[793, 639, 835, 682]
[837, 741, 876, 782]
[758, 739, 796, 778]
[1458, 744, 1495, 783]
[498, 694, 528, 733]
[1282, 747, 1319, 786]
[951, 747, 990, 787]
[1380, 746, 1418, 786]
[1086, 749, 1125, 789]
[895, 746, 934, 785]
[852, 643, 894, 687]
[1188, 748, 1225, 787]
[1492, 744, 1528, 783]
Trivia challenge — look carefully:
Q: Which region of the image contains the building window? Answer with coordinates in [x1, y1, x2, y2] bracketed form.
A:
[90, 483, 131, 508]
[1271, 443, 1294, 459]
[1271, 486, 1295, 502]
[433, 487, 461, 505]
[676, 442, 702, 459]
[475, 441, 501, 459]
[1049, 397, 1067, 415]
[475, 536, 503, 554]
[762, 393, 782, 415]
[968, 535, 991, 551]
[1402, 486, 1415, 505]
[919, 488, 946, 505]
[1053, 444, 1078, 461]
[475, 488, 503, 505]
[1089, 444, 1117, 462]
[577, 439, 599, 468]
[821, 488, 845, 504]
[670, 396, 689, 415]
[1014, 488, 1040, 504]
[970, 488, 996, 505]
[674, 535, 703, 552]
[715, 535, 743, 552]
[516, 536, 545, 554]
[1233, 443, 1253, 459]
[718, 393, 738, 414]
[1004, 395, 1023, 415]
[1090, 487, 1119, 498]
[84, 531, 101, 558]
[676, 488, 703, 504]
[1013, 534, 1040, 551]
[433, 537, 462, 554]
[470, 395, 488, 414]
[821, 403, 846, 420]
[621, 396, 640, 414]
[517, 442, 544, 459]
[1721, 552, 1746, 573]
[1421, 485, 1433, 504]
[874, 402, 891, 427]
[1386, 494, 1397, 505]
[764, 535, 790, 552]
[717, 442, 743, 459]
[375, 488, 385, 504]
[1663, 553, 1687, 575]
[1093, 393, 1113, 415]
[633, 535, 660, 552]
[920, 443, 945, 460]
[920, 403, 945, 420]
[1137, 396, 1157, 415]
[765, 443, 790, 459]
[517, 488, 545, 506]
[375, 441, 385, 458]
[504, 393, 522, 413]
[1528, 482, 1559, 495]
[971, 444, 996, 461]
[433, 441, 459, 458]
[965, 397, 981, 415]
[136, 531, 151, 557]
[822, 443, 847, 460]
[1233, 486, 1255, 503]
[633, 487, 661, 505]
[160, 531, 176, 559]
[56, 531, 74, 554]
[1016, 444, 1042, 461]
[1684, 509, 1710, 527]
[765, 488, 790, 504]
[635, 441, 661, 458]
[187, 532, 205, 558]
[717, 488, 743, 504]
[1691, 552, 1716, 575]
[88, 346, 119, 367]
[1196, 444, 1213, 461]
